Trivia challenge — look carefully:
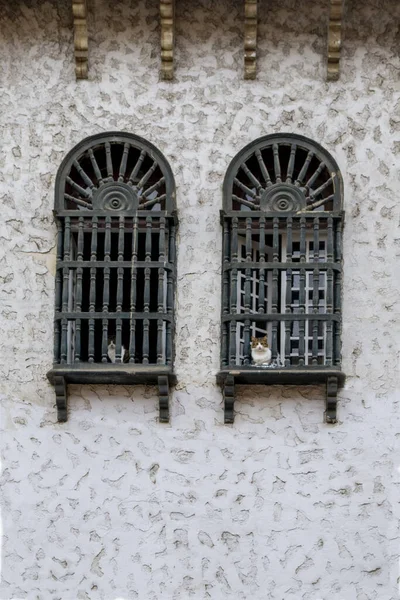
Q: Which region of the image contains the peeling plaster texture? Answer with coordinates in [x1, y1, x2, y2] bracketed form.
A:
[0, 0, 400, 599]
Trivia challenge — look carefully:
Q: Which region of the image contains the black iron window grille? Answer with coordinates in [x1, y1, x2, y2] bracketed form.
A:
[217, 134, 345, 423]
[47, 132, 177, 422]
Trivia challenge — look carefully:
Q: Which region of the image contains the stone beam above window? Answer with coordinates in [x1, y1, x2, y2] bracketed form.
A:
[327, 0, 344, 81]
[72, 0, 89, 79]
[244, 0, 258, 79]
[160, 0, 175, 80]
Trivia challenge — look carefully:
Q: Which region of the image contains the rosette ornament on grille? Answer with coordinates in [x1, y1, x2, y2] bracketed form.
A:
[224, 134, 341, 213]
[56, 132, 174, 214]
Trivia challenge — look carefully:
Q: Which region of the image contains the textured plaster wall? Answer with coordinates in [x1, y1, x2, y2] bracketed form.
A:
[0, 0, 399, 599]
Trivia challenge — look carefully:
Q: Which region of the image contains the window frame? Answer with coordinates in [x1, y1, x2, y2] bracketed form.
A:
[217, 133, 345, 424]
[47, 132, 177, 422]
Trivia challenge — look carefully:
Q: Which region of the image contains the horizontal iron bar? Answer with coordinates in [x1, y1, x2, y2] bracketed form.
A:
[59, 261, 174, 269]
[221, 210, 344, 220]
[224, 261, 340, 271]
[55, 210, 178, 220]
[55, 312, 173, 320]
[223, 313, 340, 322]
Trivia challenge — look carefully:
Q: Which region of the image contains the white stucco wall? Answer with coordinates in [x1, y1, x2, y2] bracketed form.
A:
[0, 0, 399, 598]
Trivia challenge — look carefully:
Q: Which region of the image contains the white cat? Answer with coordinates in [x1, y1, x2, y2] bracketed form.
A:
[251, 336, 272, 366]
[107, 338, 128, 363]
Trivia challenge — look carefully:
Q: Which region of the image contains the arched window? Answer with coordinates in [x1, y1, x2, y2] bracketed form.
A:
[47, 133, 177, 422]
[218, 133, 344, 423]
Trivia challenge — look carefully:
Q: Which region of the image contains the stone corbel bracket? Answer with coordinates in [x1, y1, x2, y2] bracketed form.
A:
[54, 376, 68, 422]
[223, 375, 236, 424]
[244, 0, 258, 79]
[327, 0, 344, 81]
[325, 376, 338, 423]
[160, 0, 175, 80]
[72, 0, 89, 79]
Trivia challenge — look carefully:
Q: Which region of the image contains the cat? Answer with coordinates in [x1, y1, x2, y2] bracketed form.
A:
[107, 337, 129, 363]
[251, 336, 272, 366]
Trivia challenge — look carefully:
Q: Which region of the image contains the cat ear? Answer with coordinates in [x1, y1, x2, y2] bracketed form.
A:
[251, 336, 256, 342]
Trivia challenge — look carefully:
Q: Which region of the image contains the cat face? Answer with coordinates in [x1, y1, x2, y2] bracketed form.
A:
[108, 336, 116, 349]
[251, 336, 268, 350]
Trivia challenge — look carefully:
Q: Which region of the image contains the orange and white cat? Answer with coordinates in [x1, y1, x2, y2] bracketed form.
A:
[251, 336, 272, 366]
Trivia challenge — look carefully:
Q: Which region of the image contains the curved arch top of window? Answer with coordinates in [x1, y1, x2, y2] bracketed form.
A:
[223, 133, 343, 214]
[55, 132, 176, 215]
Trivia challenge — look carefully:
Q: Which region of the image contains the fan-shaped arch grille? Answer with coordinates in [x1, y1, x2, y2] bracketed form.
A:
[60, 138, 171, 213]
[226, 137, 341, 213]
[220, 134, 343, 371]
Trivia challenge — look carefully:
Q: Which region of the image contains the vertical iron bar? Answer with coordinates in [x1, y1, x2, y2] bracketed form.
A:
[54, 321, 61, 364]
[102, 318, 108, 363]
[285, 217, 293, 366]
[298, 216, 306, 366]
[129, 215, 138, 363]
[61, 319, 68, 363]
[145, 216, 152, 261]
[243, 217, 252, 364]
[157, 218, 165, 364]
[158, 267, 165, 313]
[334, 218, 342, 365]
[159, 217, 166, 261]
[326, 216, 334, 366]
[143, 216, 152, 361]
[230, 320, 237, 366]
[222, 219, 230, 366]
[74, 216, 84, 362]
[117, 216, 124, 312]
[144, 267, 150, 312]
[259, 215, 266, 261]
[102, 217, 111, 362]
[231, 217, 238, 262]
[88, 217, 97, 363]
[230, 266, 238, 365]
[88, 319, 95, 363]
[115, 318, 122, 362]
[271, 217, 279, 360]
[327, 215, 334, 261]
[312, 217, 320, 365]
[326, 269, 334, 366]
[258, 215, 265, 313]
[143, 319, 149, 364]
[157, 319, 163, 364]
[166, 221, 175, 365]
[55, 219, 63, 313]
[54, 220, 63, 363]
[61, 217, 71, 363]
[74, 320, 81, 364]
